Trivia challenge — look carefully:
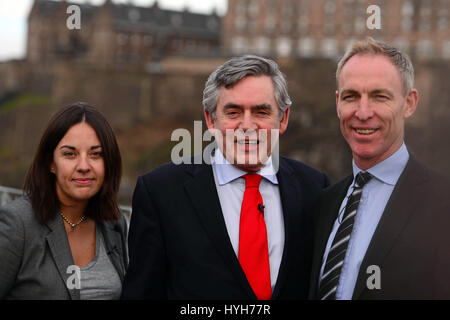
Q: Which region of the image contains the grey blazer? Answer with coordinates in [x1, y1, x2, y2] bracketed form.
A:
[0, 196, 128, 300]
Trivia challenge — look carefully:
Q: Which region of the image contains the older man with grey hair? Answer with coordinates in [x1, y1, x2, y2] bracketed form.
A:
[309, 38, 450, 300]
[122, 55, 329, 300]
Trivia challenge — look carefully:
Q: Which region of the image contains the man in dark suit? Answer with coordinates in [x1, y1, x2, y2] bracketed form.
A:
[121, 55, 329, 300]
[309, 38, 450, 300]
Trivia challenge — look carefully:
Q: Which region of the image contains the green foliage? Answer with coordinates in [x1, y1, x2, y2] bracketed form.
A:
[0, 93, 51, 114]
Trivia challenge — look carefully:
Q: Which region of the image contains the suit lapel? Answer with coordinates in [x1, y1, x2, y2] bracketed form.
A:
[310, 175, 353, 298]
[183, 162, 256, 299]
[352, 158, 426, 299]
[271, 158, 299, 298]
[100, 221, 126, 282]
[45, 213, 79, 300]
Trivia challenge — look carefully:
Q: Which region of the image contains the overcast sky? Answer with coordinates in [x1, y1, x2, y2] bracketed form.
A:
[0, 0, 227, 61]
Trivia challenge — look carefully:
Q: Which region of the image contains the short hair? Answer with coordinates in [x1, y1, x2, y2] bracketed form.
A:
[336, 37, 414, 95]
[24, 102, 122, 224]
[202, 55, 292, 120]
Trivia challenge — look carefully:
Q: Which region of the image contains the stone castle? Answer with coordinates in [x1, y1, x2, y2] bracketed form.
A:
[1, 0, 450, 201]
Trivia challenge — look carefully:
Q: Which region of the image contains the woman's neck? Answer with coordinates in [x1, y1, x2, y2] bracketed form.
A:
[59, 201, 88, 221]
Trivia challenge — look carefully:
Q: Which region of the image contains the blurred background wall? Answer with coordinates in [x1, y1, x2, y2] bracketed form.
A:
[1, 0, 450, 205]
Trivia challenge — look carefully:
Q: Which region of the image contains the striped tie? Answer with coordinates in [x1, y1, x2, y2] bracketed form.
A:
[318, 171, 373, 300]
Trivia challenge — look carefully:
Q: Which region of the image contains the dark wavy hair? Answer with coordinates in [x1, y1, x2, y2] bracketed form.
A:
[24, 102, 122, 224]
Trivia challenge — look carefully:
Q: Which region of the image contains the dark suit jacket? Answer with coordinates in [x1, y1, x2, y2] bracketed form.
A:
[0, 197, 128, 299]
[121, 156, 329, 300]
[309, 157, 450, 299]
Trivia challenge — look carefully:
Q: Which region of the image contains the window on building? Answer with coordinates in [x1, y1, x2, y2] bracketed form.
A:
[297, 16, 309, 34]
[402, 0, 414, 16]
[416, 39, 434, 58]
[297, 37, 315, 57]
[129, 52, 141, 62]
[438, 17, 448, 30]
[248, 20, 258, 33]
[343, 2, 355, 35]
[321, 38, 337, 57]
[248, 0, 259, 18]
[437, 0, 449, 31]
[354, 17, 365, 34]
[143, 35, 153, 46]
[418, 2, 432, 32]
[171, 14, 183, 27]
[442, 40, 450, 58]
[231, 36, 246, 54]
[296, 0, 309, 34]
[401, 1, 414, 32]
[265, 0, 276, 21]
[276, 37, 292, 57]
[235, 1, 246, 13]
[234, 15, 246, 31]
[401, 19, 413, 31]
[282, 0, 294, 19]
[324, 0, 336, 14]
[116, 50, 127, 62]
[131, 34, 140, 46]
[255, 36, 271, 55]
[128, 9, 140, 22]
[117, 33, 128, 46]
[264, 15, 277, 33]
[281, 20, 292, 33]
[323, 0, 336, 35]
[207, 17, 219, 30]
[172, 39, 183, 51]
[185, 40, 196, 52]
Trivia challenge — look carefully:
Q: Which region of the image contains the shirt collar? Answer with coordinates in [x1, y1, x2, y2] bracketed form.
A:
[212, 148, 279, 186]
[352, 142, 409, 186]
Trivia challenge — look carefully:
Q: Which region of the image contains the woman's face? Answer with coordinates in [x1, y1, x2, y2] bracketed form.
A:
[51, 122, 105, 207]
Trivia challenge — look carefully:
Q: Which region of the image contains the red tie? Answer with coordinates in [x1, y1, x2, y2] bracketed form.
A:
[238, 174, 272, 300]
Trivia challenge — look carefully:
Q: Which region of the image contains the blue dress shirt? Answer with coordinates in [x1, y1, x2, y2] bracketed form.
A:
[319, 143, 409, 299]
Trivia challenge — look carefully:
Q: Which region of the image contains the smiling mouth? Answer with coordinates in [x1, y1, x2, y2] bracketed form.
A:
[73, 178, 94, 184]
[236, 140, 259, 145]
[355, 128, 378, 135]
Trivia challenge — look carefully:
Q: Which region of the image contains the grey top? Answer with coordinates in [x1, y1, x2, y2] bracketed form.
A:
[79, 225, 122, 300]
[0, 197, 128, 300]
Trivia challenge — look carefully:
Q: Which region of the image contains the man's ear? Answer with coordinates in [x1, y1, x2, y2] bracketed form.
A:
[204, 110, 216, 132]
[279, 107, 290, 135]
[336, 90, 341, 119]
[404, 88, 418, 118]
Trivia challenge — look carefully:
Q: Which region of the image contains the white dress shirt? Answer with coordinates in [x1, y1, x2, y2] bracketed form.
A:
[211, 148, 285, 290]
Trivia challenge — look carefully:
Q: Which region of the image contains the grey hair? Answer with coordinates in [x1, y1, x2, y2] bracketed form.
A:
[336, 37, 414, 95]
[202, 55, 292, 120]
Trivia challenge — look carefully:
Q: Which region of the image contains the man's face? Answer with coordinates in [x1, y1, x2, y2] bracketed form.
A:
[336, 54, 418, 170]
[204, 75, 289, 172]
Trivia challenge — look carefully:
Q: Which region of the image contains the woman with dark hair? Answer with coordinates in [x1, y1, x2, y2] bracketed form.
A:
[0, 102, 128, 299]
